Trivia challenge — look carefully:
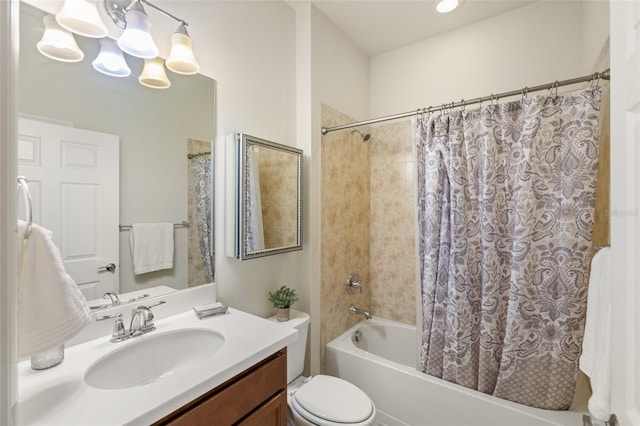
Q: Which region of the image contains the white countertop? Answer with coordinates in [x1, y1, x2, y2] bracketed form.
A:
[16, 308, 297, 426]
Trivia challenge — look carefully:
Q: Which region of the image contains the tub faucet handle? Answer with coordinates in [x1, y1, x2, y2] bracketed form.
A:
[346, 273, 363, 294]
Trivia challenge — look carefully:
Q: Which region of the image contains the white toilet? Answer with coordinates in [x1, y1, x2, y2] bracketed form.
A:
[269, 309, 376, 426]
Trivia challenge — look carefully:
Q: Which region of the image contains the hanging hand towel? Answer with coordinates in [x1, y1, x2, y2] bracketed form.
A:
[17, 220, 91, 358]
[129, 223, 174, 275]
[579, 246, 611, 421]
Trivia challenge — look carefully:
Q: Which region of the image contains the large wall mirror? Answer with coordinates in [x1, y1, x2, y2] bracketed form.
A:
[18, 2, 216, 306]
[228, 134, 302, 260]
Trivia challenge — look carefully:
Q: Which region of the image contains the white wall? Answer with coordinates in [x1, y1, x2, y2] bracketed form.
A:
[582, 0, 610, 73]
[369, 1, 594, 118]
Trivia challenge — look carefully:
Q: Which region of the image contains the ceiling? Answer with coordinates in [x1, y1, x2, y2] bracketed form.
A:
[311, 0, 536, 57]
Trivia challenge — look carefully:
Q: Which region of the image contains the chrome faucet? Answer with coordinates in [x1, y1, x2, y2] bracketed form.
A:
[129, 300, 166, 337]
[103, 291, 121, 306]
[130, 306, 156, 337]
[96, 300, 167, 342]
[348, 304, 371, 320]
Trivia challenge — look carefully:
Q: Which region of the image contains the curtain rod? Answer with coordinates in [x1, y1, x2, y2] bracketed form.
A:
[321, 69, 610, 135]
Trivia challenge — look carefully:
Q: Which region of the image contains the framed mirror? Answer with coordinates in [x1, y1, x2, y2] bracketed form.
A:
[18, 2, 216, 306]
[228, 133, 303, 260]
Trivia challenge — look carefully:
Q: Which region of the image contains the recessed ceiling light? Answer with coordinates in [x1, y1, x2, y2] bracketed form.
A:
[434, 0, 464, 14]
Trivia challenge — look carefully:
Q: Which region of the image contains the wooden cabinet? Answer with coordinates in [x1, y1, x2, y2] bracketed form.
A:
[153, 349, 287, 426]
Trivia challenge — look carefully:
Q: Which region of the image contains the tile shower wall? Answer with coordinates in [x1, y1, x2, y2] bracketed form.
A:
[320, 104, 371, 371]
[320, 105, 417, 370]
[369, 120, 416, 324]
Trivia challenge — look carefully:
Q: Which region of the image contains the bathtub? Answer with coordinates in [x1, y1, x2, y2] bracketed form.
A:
[325, 317, 586, 426]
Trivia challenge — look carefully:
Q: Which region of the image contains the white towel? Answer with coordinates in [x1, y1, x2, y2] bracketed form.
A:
[579, 247, 611, 421]
[129, 223, 174, 275]
[17, 221, 90, 358]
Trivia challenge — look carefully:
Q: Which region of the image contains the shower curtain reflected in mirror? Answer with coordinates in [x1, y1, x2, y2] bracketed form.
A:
[188, 142, 214, 286]
[415, 88, 602, 410]
[245, 147, 265, 252]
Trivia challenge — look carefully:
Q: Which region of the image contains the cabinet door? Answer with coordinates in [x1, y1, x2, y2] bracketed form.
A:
[158, 350, 287, 426]
[240, 391, 287, 426]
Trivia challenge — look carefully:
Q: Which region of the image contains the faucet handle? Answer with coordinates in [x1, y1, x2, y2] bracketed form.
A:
[346, 273, 363, 294]
[96, 313, 129, 343]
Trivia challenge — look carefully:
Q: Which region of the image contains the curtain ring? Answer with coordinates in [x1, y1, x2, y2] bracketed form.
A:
[460, 99, 465, 112]
[522, 87, 528, 99]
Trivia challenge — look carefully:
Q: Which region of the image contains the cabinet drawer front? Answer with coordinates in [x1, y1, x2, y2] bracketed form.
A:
[164, 350, 287, 426]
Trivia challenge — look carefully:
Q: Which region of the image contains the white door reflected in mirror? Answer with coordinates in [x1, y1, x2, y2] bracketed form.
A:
[18, 117, 119, 300]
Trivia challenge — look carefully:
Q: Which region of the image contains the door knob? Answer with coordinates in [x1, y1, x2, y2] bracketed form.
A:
[98, 263, 117, 272]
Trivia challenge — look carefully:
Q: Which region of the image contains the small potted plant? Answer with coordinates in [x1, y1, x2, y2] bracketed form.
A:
[268, 285, 299, 321]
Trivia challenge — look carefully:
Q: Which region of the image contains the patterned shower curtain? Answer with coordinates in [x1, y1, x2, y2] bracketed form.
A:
[415, 88, 601, 410]
[190, 156, 214, 284]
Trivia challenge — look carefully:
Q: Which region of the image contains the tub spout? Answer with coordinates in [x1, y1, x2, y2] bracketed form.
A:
[348, 304, 371, 320]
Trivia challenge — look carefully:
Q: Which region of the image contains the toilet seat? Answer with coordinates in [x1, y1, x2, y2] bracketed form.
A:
[291, 375, 375, 426]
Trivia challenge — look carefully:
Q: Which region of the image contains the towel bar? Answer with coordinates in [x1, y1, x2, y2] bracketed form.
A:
[119, 221, 189, 231]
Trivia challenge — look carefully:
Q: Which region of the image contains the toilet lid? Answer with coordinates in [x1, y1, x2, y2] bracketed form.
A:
[293, 375, 373, 424]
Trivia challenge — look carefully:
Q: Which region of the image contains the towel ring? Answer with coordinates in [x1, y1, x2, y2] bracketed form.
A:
[17, 176, 33, 239]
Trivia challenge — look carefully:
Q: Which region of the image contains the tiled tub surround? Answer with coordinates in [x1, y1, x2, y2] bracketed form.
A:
[320, 104, 371, 370]
[368, 120, 416, 325]
[321, 104, 416, 371]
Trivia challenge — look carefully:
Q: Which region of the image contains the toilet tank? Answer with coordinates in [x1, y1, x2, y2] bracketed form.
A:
[268, 309, 309, 384]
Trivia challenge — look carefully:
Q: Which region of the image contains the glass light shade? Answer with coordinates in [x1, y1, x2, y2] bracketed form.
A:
[117, 6, 159, 59]
[92, 38, 131, 77]
[138, 58, 171, 89]
[37, 15, 84, 63]
[434, 0, 462, 13]
[166, 32, 200, 75]
[55, 0, 107, 38]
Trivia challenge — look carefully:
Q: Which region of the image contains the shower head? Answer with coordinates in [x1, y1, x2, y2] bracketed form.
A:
[351, 129, 371, 142]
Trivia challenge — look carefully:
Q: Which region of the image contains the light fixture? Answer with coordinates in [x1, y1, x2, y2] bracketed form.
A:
[92, 37, 131, 77]
[166, 24, 200, 75]
[56, 0, 108, 38]
[138, 57, 171, 89]
[116, 1, 158, 59]
[37, 0, 200, 89]
[433, 0, 464, 13]
[37, 15, 85, 62]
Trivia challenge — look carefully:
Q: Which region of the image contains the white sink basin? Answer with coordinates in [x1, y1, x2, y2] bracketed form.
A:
[84, 328, 225, 390]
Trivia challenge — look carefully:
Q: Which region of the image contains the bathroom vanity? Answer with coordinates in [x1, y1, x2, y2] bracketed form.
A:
[154, 349, 287, 425]
[16, 304, 296, 426]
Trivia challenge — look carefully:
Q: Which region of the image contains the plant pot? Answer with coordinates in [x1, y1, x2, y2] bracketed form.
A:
[276, 307, 290, 322]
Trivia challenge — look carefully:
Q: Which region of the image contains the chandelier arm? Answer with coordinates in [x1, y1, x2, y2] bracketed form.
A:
[139, 0, 188, 27]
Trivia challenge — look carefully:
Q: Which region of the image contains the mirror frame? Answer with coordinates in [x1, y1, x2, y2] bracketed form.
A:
[233, 133, 303, 260]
